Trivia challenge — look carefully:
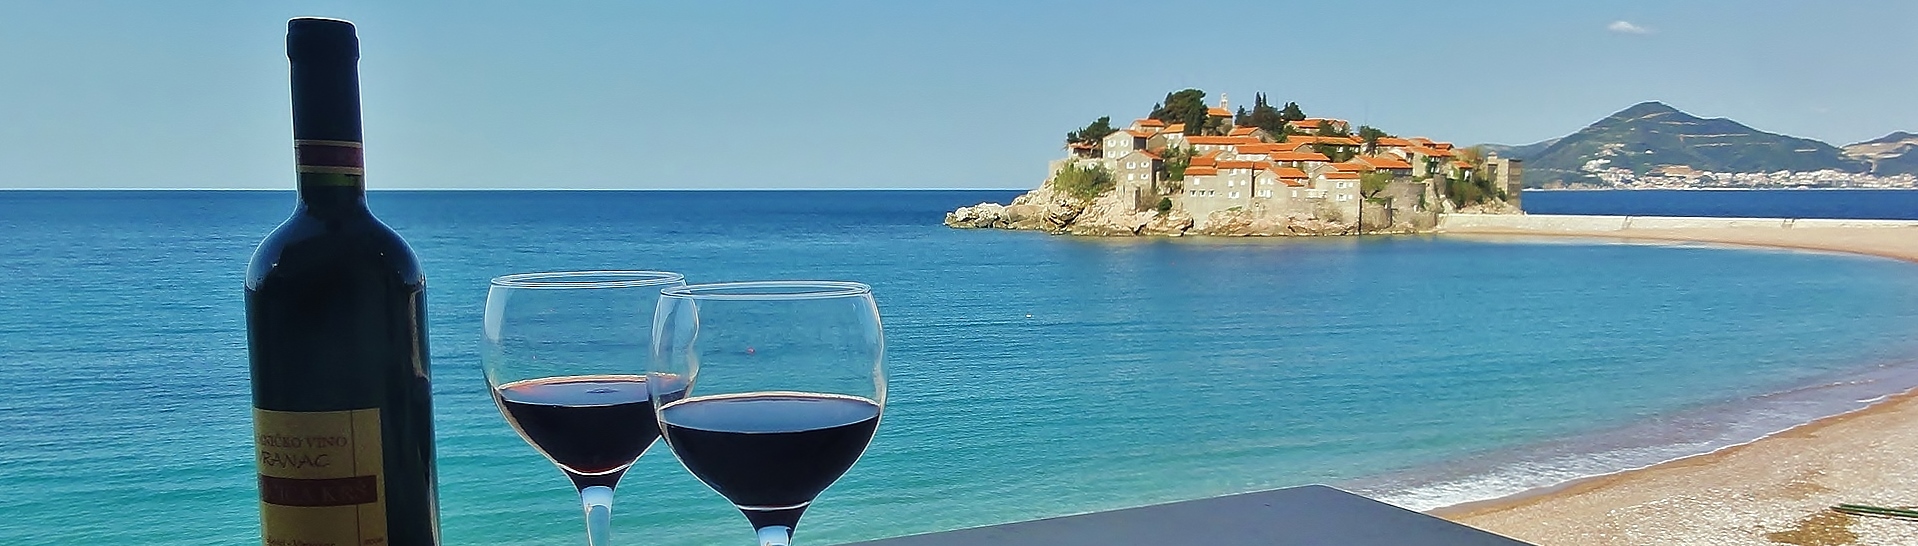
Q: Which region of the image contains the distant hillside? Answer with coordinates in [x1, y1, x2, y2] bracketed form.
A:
[1844, 132, 1918, 175]
[1520, 102, 1868, 187]
[1479, 138, 1557, 162]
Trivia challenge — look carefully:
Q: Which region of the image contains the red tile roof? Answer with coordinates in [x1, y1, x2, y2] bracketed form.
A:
[1359, 155, 1412, 169]
[1185, 135, 1260, 145]
[1324, 171, 1361, 180]
[1375, 137, 1414, 147]
[1268, 151, 1331, 162]
[1123, 129, 1155, 138]
[1138, 118, 1167, 127]
[1208, 107, 1233, 117]
[1218, 160, 1263, 170]
[1332, 160, 1374, 172]
[1164, 123, 1186, 133]
[1184, 166, 1218, 176]
[1268, 166, 1309, 179]
[1235, 143, 1286, 154]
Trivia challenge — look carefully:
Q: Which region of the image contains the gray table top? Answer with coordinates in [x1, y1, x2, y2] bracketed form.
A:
[840, 485, 1535, 546]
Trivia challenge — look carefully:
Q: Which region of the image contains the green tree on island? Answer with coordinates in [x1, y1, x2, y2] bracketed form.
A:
[1278, 101, 1306, 122]
[1065, 116, 1118, 146]
[1159, 146, 1194, 182]
[1358, 125, 1389, 155]
[1149, 89, 1210, 136]
[1236, 93, 1290, 140]
[1052, 164, 1115, 201]
[1360, 171, 1394, 200]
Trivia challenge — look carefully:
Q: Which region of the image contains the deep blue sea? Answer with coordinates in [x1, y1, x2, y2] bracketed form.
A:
[5, 189, 1918, 545]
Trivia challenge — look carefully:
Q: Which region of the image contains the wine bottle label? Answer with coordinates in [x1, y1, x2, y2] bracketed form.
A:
[295, 139, 365, 186]
[254, 407, 387, 546]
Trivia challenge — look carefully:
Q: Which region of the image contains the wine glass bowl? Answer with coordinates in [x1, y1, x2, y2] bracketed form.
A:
[649, 281, 885, 546]
[482, 270, 687, 546]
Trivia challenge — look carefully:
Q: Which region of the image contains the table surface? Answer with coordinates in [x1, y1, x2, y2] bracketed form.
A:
[841, 484, 1537, 546]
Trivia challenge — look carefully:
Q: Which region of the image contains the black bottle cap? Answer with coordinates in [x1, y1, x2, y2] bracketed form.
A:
[287, 17, 358, 64]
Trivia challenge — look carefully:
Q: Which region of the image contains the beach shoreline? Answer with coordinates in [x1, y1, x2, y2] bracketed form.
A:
[1432, 222, 1918, 545]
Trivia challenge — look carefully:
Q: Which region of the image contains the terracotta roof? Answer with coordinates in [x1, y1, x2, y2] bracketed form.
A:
[1318, 136, 1361, 146]
[1184, 166, 1218, 176]
[1281, 179, 1307, 187]
[1139, 150, 1163, 160]
[1332, 160, 1374, 171]
[1208, 107, 1233, 117]
[1292, 119, 1322, 129]
[1375, 137, 1414, 147]
[1185, 135, 1259, 145]
[1164, 123, 1186, 133]
[1410, 146, 1455, 158]
[1235, 143, 1286, 154]
[1359, 155, 1412, 169]
[1229, 127, 1257, 136]
[1411, 137, 1436, 145]
[1138, 118, 1167, 127]
[1188, 154, 1218, 167]
[1123, 129, 1155, 138]
[1453, 160, 1474, 169]
[1324, 171, 1361, 179]
[1267, 166, 1309, 179]
[1432, 142, 1454, 150]
[1268, 151, 1330, 162]
[1217, 160, 1263, 170]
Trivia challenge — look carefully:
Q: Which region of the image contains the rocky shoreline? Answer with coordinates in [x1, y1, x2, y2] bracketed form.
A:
[946, 183, 1520, 237]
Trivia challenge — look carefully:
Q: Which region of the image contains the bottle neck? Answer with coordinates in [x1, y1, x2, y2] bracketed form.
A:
[294, 139, 367, 215]
[287, 23, 366, 214]
[297, 171, 367, 215]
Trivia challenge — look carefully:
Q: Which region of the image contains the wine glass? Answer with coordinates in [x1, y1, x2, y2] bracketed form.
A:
[482, 271, 687, 546]
[648, 281, 886, 546]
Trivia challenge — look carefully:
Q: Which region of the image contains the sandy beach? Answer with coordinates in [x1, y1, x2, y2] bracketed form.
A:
[1437, 223, 1918, 546]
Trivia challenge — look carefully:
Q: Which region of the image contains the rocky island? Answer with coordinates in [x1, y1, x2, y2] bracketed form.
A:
[946, 89, 1523, 236]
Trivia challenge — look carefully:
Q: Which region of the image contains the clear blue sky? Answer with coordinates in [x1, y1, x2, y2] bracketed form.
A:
[4, 1, 1915, 189]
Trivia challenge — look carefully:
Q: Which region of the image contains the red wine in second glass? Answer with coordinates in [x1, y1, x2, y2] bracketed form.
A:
[659, 393, 880, 528]
[495, 375, 681, 488]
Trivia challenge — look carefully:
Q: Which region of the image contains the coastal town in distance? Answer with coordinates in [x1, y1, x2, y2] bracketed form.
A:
[1498, 101, 1918, 190]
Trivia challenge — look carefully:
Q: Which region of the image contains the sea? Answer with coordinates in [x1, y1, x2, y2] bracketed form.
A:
[4, 188, 1918, 545]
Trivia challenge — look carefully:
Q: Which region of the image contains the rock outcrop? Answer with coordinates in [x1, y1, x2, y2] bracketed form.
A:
[947, 179, 1514, 237]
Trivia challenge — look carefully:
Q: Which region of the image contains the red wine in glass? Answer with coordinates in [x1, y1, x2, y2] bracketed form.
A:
[659, 392, 880, 520]
[495, 375, 685, 488]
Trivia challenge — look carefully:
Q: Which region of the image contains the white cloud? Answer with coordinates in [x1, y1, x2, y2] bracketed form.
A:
[1608, 20, 1653, 34]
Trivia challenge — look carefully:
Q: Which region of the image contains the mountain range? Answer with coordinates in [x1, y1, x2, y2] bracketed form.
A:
[1481, 102, 1918, 187]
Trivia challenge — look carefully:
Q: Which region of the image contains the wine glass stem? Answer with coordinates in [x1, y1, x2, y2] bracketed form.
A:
[581, 485, 615, 546]
[756, 525, 793, 546]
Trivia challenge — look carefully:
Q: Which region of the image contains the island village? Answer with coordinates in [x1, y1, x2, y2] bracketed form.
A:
[946, 90, 1524, 236]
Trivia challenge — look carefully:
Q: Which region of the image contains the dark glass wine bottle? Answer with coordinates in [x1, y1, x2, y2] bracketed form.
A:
[246, 17, 440, 546]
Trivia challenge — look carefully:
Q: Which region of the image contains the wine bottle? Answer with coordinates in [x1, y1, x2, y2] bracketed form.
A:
[245, 17, 440, 546]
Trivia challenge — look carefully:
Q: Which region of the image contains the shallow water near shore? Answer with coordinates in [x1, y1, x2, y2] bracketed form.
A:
[4, 189, 1918, 545]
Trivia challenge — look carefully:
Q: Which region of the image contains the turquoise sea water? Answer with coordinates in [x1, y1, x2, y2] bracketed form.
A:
[5, 190, 1918, 545]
